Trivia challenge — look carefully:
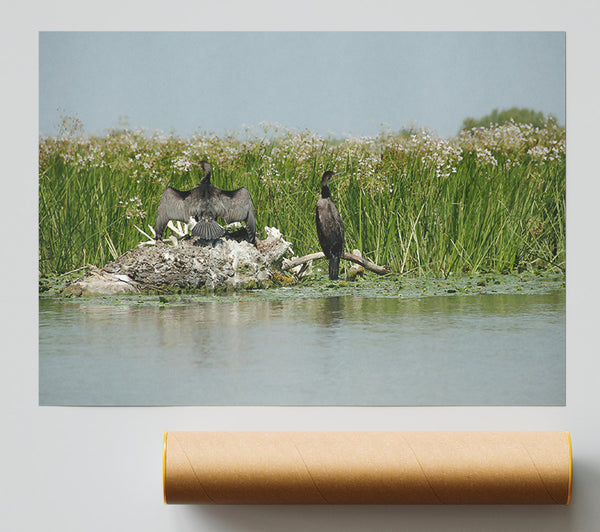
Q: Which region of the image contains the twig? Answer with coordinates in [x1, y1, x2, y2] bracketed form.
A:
[60, 264, 96, 276]
[134, 224, 157, 243]
[167, 220, 189, 237]
[282, 252, 390, 275]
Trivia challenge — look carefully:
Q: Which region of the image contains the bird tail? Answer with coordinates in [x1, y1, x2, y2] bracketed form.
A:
[245, 204, 257, 245]
[191, 220, 226, 240]
[155, 195, 171, 240]
[155, 210, 167, 240]
[328, 255, 341, 280]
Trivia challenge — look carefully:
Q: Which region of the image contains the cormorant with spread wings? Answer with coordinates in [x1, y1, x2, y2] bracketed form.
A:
[155, 161, 256, 244]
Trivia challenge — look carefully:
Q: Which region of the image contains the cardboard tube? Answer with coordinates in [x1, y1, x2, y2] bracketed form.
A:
[163, 431, 572, 505]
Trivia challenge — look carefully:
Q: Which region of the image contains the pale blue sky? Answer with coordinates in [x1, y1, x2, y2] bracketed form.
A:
[39, 31, 565, 138]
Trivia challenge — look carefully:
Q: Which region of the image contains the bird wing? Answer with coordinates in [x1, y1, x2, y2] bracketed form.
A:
[158, 187, 193, 221]
[211, 187, 254, 223]
[316, 198, 345, 256]
[211, 186, 256, 243]
[155, 187, 195, 237]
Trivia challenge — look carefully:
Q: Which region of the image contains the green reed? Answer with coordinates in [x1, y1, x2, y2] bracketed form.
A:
[39, 123, 565, 278]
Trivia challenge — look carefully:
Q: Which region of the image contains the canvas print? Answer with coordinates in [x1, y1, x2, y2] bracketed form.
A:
[38, 32, 565, 406]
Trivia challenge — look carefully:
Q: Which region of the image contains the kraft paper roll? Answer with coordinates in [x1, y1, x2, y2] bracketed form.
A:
[163, 431, 572, 505]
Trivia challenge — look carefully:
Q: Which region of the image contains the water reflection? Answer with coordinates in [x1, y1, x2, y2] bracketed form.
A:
[39, 292, 565, 406]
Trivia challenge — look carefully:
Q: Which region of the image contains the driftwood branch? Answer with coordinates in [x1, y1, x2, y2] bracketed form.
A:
[282, 252, 390, 275]
[60, 264, 96, 277]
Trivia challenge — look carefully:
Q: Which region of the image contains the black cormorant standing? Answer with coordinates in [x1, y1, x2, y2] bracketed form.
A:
[155, 161, 256, 244]
[316, 170, 345, 280]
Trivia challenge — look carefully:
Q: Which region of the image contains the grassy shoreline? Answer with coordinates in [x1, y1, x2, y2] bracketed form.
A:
[39, 121, 565, 278]
[39, 268, 565, 302]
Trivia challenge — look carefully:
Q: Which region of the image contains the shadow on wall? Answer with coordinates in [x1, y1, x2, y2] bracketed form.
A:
[182, 503, 573, 532]
[168, 457, 600, 531]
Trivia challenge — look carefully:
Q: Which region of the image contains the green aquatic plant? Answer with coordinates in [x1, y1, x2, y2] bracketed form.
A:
[39, 121, 565, 278]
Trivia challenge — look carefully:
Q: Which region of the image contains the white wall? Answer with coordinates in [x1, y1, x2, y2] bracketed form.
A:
[3, 2, 600, 531]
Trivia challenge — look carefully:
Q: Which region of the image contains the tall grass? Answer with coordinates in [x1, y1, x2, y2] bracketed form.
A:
[39, 120, 565, 278]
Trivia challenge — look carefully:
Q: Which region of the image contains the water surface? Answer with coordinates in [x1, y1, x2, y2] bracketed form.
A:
[39, 291, 565, 406]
